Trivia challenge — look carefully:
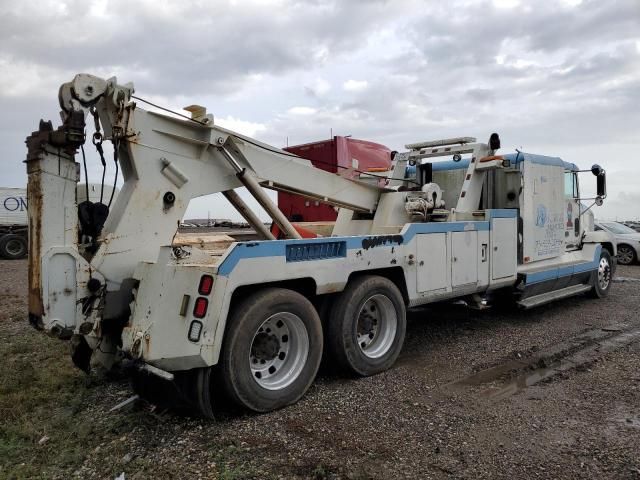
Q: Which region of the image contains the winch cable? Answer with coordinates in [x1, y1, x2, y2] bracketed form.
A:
[107, 137, 119, 209]
[131, 94, 420, 186]
[94, 134, 107, 204]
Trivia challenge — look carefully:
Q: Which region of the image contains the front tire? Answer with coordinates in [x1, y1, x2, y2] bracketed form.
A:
[588, 249, 613, 298]
[616, 244, 636, 265]
[327, 276, 406, 376]
[220, 288, 322, 412]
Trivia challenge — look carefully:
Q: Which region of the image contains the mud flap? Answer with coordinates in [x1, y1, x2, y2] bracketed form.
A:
[71, 334, 92, 373]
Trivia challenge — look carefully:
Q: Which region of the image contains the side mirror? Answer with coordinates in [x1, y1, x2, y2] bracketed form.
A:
[489, 133, 501, 151]
[592, 164, 607, 198]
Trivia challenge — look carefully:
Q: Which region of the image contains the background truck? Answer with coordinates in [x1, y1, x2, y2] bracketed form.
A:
[25, 74, 614, 417]
[0, 185, 116, 260]
[0, 188, 28, 259]
[278, 136, 392, 222]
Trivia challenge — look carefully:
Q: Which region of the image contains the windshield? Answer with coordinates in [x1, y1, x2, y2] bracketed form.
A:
[600, 222, 637, 234]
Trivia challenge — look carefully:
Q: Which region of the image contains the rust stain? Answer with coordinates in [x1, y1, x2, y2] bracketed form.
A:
[26, 166, 44, 318]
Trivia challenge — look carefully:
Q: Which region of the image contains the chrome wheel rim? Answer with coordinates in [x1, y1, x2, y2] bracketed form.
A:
[617, 246, 634, 265]
[249, 312, 309, 391]
[6, 239, 24, 256]
[356, 294, 397, 359]
[598, 257, 611, 290]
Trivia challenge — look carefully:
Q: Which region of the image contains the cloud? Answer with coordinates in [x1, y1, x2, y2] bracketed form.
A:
[0, 0, 638, 222]
[286, 106, 317, 115]
[0, 0, 414, 98]
[343, 79, 369, 92]
[305, 78, 331, 97]
[215, 116, 267, 137]
[492, 0, 520, 8]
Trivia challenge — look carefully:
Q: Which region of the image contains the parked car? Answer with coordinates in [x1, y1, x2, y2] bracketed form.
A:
[595, 221, 640, 265]
[623, 222, 640, 233]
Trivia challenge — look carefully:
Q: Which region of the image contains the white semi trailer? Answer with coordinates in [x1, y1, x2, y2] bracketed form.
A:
[0, 188, 28, 259]
[0, 185, 116, 260]
[25, 74, 614, 416]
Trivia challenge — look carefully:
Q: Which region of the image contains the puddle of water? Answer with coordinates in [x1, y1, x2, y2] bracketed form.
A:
[618, 417, 640, 428]
[455, 327, 640, 401]
[450, 325, 624, 390]
[613, 277, 640, 283]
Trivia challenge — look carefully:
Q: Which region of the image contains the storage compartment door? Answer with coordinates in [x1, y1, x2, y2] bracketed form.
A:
[491, 218, 517, 280]
[451, 231, 478, 287]
[416, 233, 449, 293]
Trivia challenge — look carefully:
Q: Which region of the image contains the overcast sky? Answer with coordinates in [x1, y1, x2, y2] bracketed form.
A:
[1, 0, 639, 221]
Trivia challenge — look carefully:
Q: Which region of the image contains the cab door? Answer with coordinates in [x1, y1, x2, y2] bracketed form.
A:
[564, 171, 581, 250]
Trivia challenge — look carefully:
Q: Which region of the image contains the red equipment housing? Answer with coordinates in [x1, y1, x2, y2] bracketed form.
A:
[278, 136, 392, 222]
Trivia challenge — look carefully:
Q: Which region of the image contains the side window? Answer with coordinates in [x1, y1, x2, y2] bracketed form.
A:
[564, 172, 579, 199]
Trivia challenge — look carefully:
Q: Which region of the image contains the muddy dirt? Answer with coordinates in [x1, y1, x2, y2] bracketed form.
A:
[1, 259, 639, 479]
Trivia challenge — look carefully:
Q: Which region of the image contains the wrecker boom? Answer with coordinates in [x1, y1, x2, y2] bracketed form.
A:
[26, 74, 384, 337]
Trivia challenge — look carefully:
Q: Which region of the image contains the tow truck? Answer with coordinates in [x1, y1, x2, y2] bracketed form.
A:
[25, 74, 614, 416]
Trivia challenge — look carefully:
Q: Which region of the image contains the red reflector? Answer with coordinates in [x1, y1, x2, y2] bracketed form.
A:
[198, 275, 214, 295]
[193, 297, 208, 318]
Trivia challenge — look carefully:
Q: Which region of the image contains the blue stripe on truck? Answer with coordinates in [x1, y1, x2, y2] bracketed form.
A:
[523, 245, 601, 285]
[217, 218, 496, 276]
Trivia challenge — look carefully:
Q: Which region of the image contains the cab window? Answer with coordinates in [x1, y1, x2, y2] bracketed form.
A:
[564, 172, 578, 198]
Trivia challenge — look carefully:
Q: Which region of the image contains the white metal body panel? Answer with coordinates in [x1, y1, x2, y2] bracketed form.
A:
[0, 188, 27, 225]
[491, 218, 517, 280]
[371, 192, 413, 234]
[122, 257, 216, 370]
[451, 230, 478, 287]
[416, 233, 448, 293]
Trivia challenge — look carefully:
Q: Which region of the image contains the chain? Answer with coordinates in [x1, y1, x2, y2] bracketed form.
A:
[90, 107, 107, 204]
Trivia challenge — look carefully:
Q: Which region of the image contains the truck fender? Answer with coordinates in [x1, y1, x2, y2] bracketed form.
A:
[583, 231, 616, 256]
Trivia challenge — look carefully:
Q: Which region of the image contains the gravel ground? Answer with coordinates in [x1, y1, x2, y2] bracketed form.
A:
[1, 259, 639, 479]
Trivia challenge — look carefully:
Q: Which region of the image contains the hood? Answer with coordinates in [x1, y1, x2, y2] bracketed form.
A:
[618, 233, 640, 241]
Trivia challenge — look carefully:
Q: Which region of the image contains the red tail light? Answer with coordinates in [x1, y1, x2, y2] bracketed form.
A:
[193, 297, 208, 318]
[198, 275, 214, 295]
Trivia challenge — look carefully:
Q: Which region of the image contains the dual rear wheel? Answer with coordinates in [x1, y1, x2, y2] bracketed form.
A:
[215, 276, 406, 414]
[219, 288, 322, 413]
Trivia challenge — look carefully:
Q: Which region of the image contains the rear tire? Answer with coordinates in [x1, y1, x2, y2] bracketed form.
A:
[327, 276, 406, 376]
[220, 288, 322, 412]
[588, 249, 612, 298]
[0, 234, 27, 259]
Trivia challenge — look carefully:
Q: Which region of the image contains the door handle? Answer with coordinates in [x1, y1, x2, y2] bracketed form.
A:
[481, 243, 488, 262]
